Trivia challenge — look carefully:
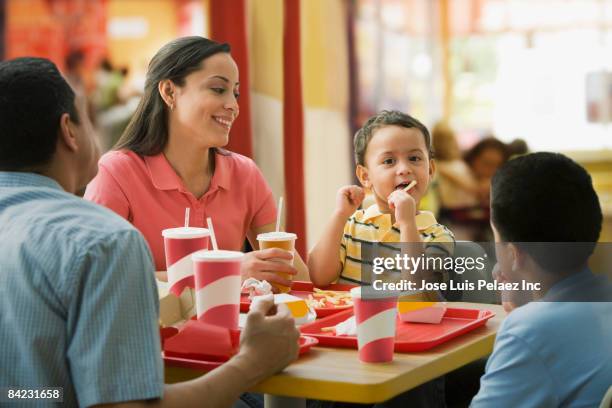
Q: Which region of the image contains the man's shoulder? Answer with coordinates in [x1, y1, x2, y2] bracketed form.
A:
[28, 189, 138, 240]
[1, 188, 148, 280]
[501, 300, 610, 344]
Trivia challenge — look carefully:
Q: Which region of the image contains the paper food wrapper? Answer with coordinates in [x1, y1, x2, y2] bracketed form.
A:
[251, 293, 316, 325]
[334, 315, 357, 336]
[158, 279, 197, 327]
[241, 278, 273, 299]
[397, 301, 447, 324]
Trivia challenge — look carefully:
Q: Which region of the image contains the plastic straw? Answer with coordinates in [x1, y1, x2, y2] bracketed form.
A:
[275, 197, 283, 232]
[184, 208, 190, 228]
[206, 217, 219, 251]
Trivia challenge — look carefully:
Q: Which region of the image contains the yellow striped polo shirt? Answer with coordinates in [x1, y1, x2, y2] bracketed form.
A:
[339, 204, 455, 286]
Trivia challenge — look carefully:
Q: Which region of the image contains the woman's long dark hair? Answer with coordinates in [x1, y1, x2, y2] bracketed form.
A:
[114, 36, 230, 156]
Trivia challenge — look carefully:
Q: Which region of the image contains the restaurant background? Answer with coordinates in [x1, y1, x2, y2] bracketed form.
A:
[1, 0, 611, 257]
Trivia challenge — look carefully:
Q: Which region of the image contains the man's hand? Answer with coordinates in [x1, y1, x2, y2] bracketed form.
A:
[237, 295, 300, 382]
[335, 185, 365, 219]
[241, 249, 297, 291]
[387, 189, 416, 228]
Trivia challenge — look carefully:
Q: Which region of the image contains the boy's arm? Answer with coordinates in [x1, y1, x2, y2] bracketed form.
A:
[389, 190, 446, 302]
[308, 186, 365, 287]
[388, 189, 424, 250]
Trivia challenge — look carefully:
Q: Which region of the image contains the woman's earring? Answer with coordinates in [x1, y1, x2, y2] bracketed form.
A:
[169, 102, 174, 111]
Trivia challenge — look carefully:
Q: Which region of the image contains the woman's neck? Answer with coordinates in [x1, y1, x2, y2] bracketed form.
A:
[163, 136, 214, 198]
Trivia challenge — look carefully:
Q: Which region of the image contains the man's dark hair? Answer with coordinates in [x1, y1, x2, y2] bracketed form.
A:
[491, 152, 602, 271]
[0, 57, 79, 171]
[354, 110, 432, 166]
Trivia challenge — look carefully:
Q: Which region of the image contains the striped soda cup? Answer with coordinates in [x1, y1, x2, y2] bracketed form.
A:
[162, 227, 210, 296]
[192, 250, 244, 330]
[351, 287, 398, 363]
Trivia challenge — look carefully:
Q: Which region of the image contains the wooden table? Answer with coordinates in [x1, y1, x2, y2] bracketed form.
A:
[165, 303, 505, 406]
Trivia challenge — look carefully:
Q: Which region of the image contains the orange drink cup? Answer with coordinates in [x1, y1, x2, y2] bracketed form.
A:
[256, 231, 297, 293]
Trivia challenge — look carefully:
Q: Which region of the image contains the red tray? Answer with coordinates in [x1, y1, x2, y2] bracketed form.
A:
[163, 335, 319, 371]
[299, 307, 495, 352]
[240, 281, 357, 318]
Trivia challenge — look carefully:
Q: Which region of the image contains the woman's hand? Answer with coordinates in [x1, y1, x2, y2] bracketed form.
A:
[241, 248, 298, 291]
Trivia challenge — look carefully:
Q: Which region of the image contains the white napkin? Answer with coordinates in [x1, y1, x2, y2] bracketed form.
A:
[334, 315, 357, 336]
[241, 278, 273, 299]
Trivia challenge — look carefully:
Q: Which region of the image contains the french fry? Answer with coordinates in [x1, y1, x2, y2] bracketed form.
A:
[305, 289, 354, 309]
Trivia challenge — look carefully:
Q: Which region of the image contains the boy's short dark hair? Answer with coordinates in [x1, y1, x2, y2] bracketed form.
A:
[354, 110, 432, 166]
[0, 57, 79, 171]
[491, 152, 602, 272]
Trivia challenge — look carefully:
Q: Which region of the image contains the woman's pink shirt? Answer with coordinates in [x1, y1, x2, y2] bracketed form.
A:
[84, 150, 276, 270]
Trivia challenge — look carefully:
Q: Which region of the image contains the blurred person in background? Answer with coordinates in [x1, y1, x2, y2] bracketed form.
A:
[464, 137, 509, 189]
[463, 137, 509, 241]
[93, 58, 141, 151]
[64, 49, 86, 94]
[85, 36, 308, 288]
[432, 121, 488, 241]
[507, 138, 529, 159]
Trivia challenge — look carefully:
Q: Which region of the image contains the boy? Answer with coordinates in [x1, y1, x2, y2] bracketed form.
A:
[472, 152, 612, 407]
[309, 110, 454, 288]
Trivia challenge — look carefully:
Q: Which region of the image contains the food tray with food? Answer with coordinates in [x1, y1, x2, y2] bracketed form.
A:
[299, 307, 495, 352]
[240, 281, 356, 317]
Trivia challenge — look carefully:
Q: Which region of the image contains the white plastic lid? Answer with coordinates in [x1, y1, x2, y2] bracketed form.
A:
[162, 227, 210, 239]
[256, 231, 297, 241]
[192, 249, 244, 262]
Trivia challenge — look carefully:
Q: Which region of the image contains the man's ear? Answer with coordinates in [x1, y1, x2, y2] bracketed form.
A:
[158, 79, 175, 109]
[58, 113, 78, 152]
[508, 243, 526, 273]
[356, 164, 371, 189]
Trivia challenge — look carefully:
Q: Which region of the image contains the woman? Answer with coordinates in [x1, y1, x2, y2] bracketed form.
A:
[85, 36, 307, 288]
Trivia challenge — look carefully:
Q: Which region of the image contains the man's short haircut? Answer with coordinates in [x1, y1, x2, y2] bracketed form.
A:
[491, 152, 602, 271]
[0, 57, 79, 171]
[354, 110, 432, 166]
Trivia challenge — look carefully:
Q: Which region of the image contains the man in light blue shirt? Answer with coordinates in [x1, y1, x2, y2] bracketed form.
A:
[471, 153, 612, 407]
[0, 57, 300, 407]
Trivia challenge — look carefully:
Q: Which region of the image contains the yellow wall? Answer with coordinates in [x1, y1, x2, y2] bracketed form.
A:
[302, 0, 349, 112]
[247, 0, 352, 249]
[301, 0, 352, 249]
[248, 0, 284, 100]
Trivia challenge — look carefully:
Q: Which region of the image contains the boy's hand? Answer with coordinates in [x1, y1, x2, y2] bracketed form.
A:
[387, 189, 416, 228]
[335, 185, 365, 218]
